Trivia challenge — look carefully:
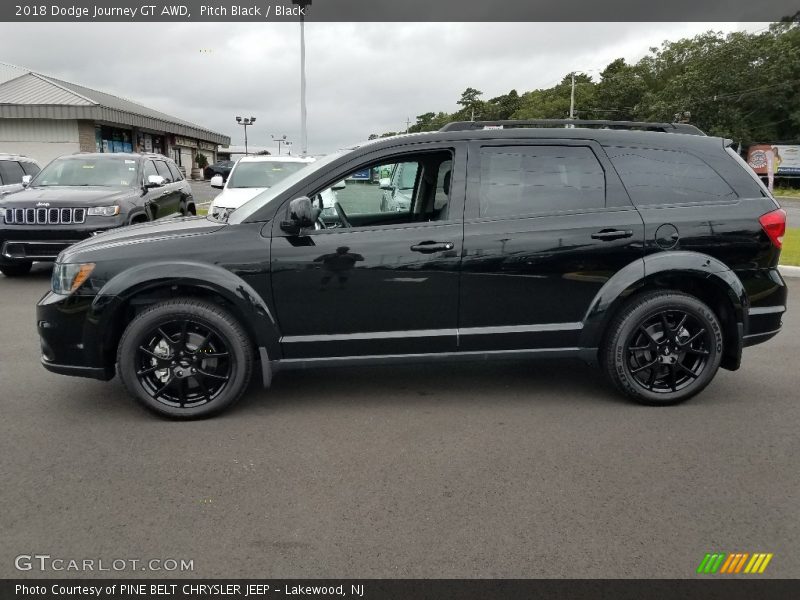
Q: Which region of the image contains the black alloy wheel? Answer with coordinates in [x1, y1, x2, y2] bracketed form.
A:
[118, 298, 253, 418]
[602, 291, 723, 405]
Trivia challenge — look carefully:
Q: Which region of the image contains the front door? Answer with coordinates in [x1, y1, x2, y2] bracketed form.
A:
[270, 145, 465, 359]
[459, 140, 644, 351]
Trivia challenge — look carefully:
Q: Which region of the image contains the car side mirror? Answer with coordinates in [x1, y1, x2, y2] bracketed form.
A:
[145, 174, 166, 189]
[378, 177, 392, 190]
[280, 196, 319, 234]
[21, 175, 32, 187]
[210, 175, 225, 189]
[332, 180, 347, 190]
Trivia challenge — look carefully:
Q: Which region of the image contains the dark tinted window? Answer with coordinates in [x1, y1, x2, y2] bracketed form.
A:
[20, 161, 40, 176]
[479, 146, 605, 218]
[143, 160, 159, 181]
[606, 147, 736, 205]
[0, 160, 26, 185]
[154, 161, 173, 182]
[166, 161, 183, 181]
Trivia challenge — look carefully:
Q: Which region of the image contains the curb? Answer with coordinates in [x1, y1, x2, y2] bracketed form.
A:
[779, 265, 800, 278]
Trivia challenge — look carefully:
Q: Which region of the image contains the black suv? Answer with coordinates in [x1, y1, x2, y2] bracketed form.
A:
[36, 120, 787, 418]
[1, 152, 195, 277]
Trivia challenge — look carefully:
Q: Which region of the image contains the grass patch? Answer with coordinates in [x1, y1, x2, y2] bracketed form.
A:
[197, 207, 208, 216]
[774, 187, 800, 199]
[783, 227, 800, 266]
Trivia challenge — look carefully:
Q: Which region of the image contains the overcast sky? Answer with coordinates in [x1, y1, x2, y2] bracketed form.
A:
[0, 22, 768, 154]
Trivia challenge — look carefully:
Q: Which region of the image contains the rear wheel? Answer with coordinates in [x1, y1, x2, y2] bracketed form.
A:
[0, 262, 32, 277]
[117, 298, 253, 418]
[601, 291, 723, 405]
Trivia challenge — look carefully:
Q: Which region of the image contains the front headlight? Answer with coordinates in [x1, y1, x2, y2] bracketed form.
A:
[52, 262, 95, 295]
[87, 205, 120, 216]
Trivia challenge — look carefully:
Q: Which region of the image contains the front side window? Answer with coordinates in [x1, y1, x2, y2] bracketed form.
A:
[309, 151, 454, 228]
[478, 145, 605, 218]
[33, 157, 139, 187]
[606, 146, 736, 205]
[228, 161, 309, 189]
[143, 160, 159, 182]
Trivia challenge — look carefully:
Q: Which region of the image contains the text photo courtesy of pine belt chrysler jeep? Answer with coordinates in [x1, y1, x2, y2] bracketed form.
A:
[35, 120, 787, 418]
[0, 152, 194, 277]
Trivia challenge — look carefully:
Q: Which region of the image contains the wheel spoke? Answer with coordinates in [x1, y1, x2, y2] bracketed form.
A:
[179, 321, 189, 350]
[676, 362, 699, 379]
[197, 369, 229, 381]
[629, 344, 651, 351]
[201, 351, 229, 358]
[659, 312, 672, 339]
[153, 379, 172, 399]
[639, 326, 660, 346]
[631, 358, 659, 374]
[684, 347, 709, 356]
[157, 327, 176, 344]
[679, 328, 706, 347]
[669, 365, 677, 391]
[673, 313, 688, 333]
[139, 346, 165, 360]
[193, 375, 211, 400]
[647, 368, 657, 390]
[137, 364, 166, 376]
[177, 378, 186, 406]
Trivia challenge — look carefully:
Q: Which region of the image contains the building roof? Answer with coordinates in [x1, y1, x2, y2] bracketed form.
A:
[0, 62, 230, 146]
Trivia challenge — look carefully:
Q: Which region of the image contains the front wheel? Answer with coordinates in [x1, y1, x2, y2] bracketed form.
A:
[601, 291, 723, 405]
[117, 298, 253, 418]
[0, 261, 32, 277]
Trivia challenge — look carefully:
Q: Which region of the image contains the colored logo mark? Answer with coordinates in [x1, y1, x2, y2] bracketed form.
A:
[697, 553, 774, 574]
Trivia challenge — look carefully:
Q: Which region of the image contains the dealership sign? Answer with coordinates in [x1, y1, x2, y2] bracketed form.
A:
[747, 144, 800, 176]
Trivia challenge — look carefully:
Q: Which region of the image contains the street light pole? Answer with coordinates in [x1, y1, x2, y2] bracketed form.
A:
[293, 0, 311, 156]
[271, 134, 288, 155]
[569, 72, 576, 120]
[236, 116, 256, 155]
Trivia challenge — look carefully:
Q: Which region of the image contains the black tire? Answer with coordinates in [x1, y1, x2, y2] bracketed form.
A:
[601, 291, 723, 406]
[0, 262, 32, 277]
[117, 298, 253, 419]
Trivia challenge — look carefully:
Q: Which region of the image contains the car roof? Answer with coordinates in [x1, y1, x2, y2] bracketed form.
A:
[350, 127, 727, 154]
[0, 153, 38, 163]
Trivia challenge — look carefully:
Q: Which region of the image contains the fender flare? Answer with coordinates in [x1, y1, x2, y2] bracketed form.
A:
[579, 251, 747, 351]
[88, 260, 281, 365]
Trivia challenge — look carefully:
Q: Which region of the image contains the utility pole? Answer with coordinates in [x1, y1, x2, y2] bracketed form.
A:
[569, 72, 576, 120]
[293, 0, 311, 156]
[405, 117, 411, 134]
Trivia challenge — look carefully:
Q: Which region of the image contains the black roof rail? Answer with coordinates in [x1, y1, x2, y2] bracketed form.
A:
[439, 119, 706, 136]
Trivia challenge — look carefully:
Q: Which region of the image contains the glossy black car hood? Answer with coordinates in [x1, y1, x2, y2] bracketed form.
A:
[1, 185, 136, 207]
[60, 217, 227, 262]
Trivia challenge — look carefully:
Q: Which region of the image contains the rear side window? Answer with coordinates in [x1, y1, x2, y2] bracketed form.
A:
[0, 160, 26, 185]
[21, 161, 40, 176]
[154, 161, 173, 183]
[606, 147, 736, 205]
[478, 145, 605, 218]
[166, 161, 183, 181]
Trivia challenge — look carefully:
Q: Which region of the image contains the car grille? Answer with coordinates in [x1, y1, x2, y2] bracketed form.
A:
[4, 207, 86, 225]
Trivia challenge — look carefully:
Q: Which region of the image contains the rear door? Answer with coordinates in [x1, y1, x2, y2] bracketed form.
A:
[459, 140, 644, 351]
[153, 160, 181, 216]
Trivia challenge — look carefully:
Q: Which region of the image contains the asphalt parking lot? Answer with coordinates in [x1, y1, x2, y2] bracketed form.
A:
[0, 268, 798, 579]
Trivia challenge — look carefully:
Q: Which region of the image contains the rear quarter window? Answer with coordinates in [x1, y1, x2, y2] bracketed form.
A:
[21, 161, 40, 176]
[605, 146, 736, 206]
[167, 161, 183, 181]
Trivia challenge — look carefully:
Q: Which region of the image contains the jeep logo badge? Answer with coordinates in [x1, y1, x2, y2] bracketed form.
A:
[36, 202, 50, 207]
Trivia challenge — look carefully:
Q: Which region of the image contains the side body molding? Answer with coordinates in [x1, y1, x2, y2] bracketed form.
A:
[579, 251, 748, 362]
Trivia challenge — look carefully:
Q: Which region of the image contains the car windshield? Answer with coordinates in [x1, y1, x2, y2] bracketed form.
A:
[223, 151, 347, 224]
[33, 156, 139, 187]
[227, 161, 309, 188]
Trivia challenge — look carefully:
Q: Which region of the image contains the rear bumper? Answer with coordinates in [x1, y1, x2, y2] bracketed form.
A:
[740, 267, 787, 347]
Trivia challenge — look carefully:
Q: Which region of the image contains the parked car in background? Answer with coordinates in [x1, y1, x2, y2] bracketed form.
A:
[36, 120, 786, 418]
[0, 152, 194, 277]
[210, 155, 334, 219]
[0, 154, 41, 196]
[204, 160, 235, 181]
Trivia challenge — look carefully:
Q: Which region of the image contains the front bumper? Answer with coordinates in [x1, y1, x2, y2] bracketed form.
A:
[37, 291, 115, 381]
[1, 221, 123, 263]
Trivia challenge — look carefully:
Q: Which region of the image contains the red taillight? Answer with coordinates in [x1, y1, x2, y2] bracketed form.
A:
[759, 208, 786, 249]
